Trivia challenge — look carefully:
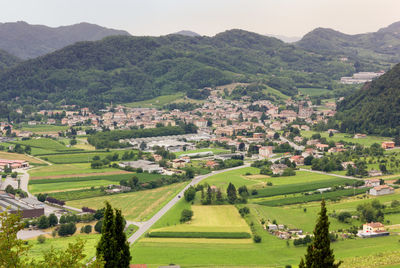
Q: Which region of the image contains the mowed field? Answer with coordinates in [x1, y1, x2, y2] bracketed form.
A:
[151, 205, 251, 233]
[29, 163, 122, 179]
[67, 182, 187, 221]
[0, 151, 46, 164]
[29, 172, 166, 194]
[174, 148, 230, 157]
[27, 234, 100, 262]
[301, 131, 388, 147]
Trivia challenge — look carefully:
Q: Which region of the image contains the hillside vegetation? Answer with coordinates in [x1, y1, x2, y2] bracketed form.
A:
[296, 21, 400, 70]
[0, 29, 355, 107]
[336, 63, 400, 136]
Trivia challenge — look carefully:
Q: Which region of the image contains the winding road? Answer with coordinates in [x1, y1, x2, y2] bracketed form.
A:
[127, 163, 250, 244]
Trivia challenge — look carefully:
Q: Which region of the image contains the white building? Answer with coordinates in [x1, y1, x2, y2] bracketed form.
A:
[369, 185, 394, 196]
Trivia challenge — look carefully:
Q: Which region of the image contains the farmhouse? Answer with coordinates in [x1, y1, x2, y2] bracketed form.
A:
[259, 146, 274, 158]
[358, 222, 389, 238]
[0, 159, 29, 170]
[382, 141, 395, 149]
[369, 185, 394, 196]
[271, 164, 288, 175]
[368, 170, 383, 177]
[365, 178, 381, 187]
[290, 155, 304, 165]
[172, 159, 186, 168]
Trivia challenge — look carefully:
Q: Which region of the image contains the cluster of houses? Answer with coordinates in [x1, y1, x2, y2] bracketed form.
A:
[0, 159, 29, 172]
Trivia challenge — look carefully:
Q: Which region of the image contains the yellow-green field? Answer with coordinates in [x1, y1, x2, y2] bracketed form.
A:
[301, 131, 388, 147]
[0, 151, 46, 164]
[29, 163, 121, 179]
[152, 205, 250, 233]
[67, 182, 187, 221]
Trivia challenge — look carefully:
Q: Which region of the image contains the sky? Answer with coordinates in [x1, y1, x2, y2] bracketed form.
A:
[1, 0, 400, 37]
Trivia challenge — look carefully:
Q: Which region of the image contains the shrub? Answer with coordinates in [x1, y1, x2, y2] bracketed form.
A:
[94, 220, 103, 233]
[37, 235, 46, 244]
[83, 225, 92, 234]
[337, 211, 352, 222]
[37, 215, 49, 229]
[180, 209, 193, 223]
[58, 222, 76, 236]
[184, 186, 196, 202]
[253, 235, 262, 243]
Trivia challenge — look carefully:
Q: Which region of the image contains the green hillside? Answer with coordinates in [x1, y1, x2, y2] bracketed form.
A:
[336, 63, 400, 136]
[0, 29, 355, 107]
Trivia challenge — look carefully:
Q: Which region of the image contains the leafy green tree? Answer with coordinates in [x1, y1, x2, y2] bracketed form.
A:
[180, 209, 193, 223]
[299, 199, 341, 268]
[48, 213, 58, 227]
[37, 215, 49, 229]
[227, 183, 237, 204]
[184, 186, 196, 202]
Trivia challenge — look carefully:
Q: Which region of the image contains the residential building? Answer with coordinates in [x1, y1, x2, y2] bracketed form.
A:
[369, 185, 394, 196]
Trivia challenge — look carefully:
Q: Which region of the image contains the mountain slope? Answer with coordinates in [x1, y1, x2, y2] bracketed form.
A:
[0, 21, 130, 59]
[174, 30, 200, 37]
[336, 63, 400, 136]
[0, 49, 20, 70]
[296, 22, 400, 69]
[0, 29, 355, 107]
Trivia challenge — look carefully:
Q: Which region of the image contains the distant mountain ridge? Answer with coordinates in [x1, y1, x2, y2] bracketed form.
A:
[0, 29, 355, 107]
[296, 21, 400, 68]
[0, 21, 130, 59]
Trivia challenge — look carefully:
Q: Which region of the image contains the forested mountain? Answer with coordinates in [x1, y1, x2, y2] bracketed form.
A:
[0, 49, 20, 70]
[0, 29, 355, 108]
[336, 63, 400, 136]
[0, 21, 130, 59]
[296, 21, 400, 70]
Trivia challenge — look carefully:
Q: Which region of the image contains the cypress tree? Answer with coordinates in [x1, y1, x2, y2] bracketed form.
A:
[114, 209, 131, 267]
[96, 202, 117, 268]
[299, 199, 342, 268]
[226, 182, 237, 204]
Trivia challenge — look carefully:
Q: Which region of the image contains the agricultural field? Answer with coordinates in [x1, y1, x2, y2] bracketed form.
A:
[36, 149, 136, 164]
[301, 131, 388, 147]
[12, 138, 76, 152]
[29, 163, 121, 179]
[132, 192, 400, 267]
[125, 93, 185, 108]
[298, 87, 330, 96]
[174, 148, 230, 157]
[201, 167, 262, 190]
[150, 205, 251, 234]
[0, 151, 46, 165]
[66, 182, 187, 221]
[29, 173, 133, 193]
[27, 234, 100, 262]
[17, 124, 69, 134]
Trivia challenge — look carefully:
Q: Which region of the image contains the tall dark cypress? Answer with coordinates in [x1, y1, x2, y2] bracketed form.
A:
[300, 199, 342, 268]
[226, 182, 237, 204]
[96, 202, 117, 268]
[114, 209, 131, 267]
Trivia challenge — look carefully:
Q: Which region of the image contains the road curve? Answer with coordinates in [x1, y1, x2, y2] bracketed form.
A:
[127, 163, 250, 244]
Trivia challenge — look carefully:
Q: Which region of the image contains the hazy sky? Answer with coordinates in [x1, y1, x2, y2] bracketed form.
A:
[1, 0, 400, 37]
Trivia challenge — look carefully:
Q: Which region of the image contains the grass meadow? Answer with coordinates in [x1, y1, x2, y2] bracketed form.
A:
[0, 151, 46, 164]
[67, 182, 187, 221]
[301, 131, 388, 147]
[29, 163, 121, 178]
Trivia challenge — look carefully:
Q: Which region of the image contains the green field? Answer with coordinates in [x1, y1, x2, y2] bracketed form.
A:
[174, 148, 230, 157]
[301, 131, 388, 147]
[29, 172, 164, 193]
[151, 205, 251, 234]
[125, 93, 185, 108]
[67, 182, 187, 221]
[18, 124, 69, 133]
[27, 234, 100, 262]
[29, 163, 121, 178]
[202, 167, 262, 190]
[12, 138, 76, 152]
[0, 151, 46, 165]
[299, 87, 330, 96]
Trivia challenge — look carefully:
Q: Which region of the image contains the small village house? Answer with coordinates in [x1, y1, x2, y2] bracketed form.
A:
[382, 141, 395, 149]
[369, 185, 394, 196]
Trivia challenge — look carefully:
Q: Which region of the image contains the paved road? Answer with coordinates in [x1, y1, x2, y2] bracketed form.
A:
[127, 163, 250, 244]
[299, 168, 363, 181]
[280, 136, 305, 151]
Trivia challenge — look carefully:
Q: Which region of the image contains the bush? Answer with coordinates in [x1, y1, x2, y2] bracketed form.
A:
[37, 235, 46, 244]
[58, 222, 76, 237]
[184, 186, 196, 202]
[94, 220, 103, 233]
[148, 231, 251, 239]
[37, 193, 47, 202]
[82, 225, 92, 234]
[337, 211, 352, 222]
[37, 215, 49, 229]
[180, 209, 193, 223]
[253, 235, 262, 243]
